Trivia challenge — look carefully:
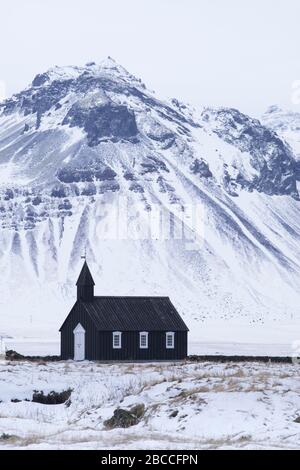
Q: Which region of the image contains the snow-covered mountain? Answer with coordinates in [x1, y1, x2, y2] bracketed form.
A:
[1, 58, 300, 341]
[262, 105, 300, 179]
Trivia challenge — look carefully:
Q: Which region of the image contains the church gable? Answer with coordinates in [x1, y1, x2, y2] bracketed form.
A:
[60, 260, 188, 361]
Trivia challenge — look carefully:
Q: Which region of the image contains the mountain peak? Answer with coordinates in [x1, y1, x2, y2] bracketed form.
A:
[1, 59, 299, 201]
[30, 57, 138, 90]
[100, 56, 118, 68]
[1, 59, 300, 335]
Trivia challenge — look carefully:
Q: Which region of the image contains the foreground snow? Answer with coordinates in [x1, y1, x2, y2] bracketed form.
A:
[0, 360, 300, 450]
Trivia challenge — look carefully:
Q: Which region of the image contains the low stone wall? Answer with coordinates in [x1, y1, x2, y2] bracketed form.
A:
[188, 355, 297, 364]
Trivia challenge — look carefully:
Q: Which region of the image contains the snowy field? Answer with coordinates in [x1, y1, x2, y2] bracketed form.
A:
[3, 338, 299, 357]
[1, 360, 300, 450]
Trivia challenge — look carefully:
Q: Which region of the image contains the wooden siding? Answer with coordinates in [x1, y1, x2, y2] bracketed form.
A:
[60, 301, 99, 360]
[77, 285, 94, 302]
[97, 330, 187, 361]
[60, 302, 187, 360]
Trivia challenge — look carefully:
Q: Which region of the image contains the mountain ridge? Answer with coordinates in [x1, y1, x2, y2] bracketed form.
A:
[0, 58, 300, 341]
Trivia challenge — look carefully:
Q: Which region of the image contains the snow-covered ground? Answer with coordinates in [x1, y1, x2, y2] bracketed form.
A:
[3, 337, 300, 357]
[1, 360, 300, 450]
[3, 339, 60, 356]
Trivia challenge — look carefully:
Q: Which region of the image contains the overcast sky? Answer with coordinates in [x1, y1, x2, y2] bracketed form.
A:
[1, 0, 300, 117]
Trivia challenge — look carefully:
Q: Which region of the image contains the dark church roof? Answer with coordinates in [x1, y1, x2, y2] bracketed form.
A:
[76, 261, 95, 286]
[80, 296, 188, 332]
[60, 261, 188, 332]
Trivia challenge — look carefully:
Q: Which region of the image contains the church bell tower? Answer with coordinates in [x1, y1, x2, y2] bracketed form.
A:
[76, 260, 95, 302]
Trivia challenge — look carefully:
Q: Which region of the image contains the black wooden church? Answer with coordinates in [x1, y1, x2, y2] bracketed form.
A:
[60, 261, 189, 361]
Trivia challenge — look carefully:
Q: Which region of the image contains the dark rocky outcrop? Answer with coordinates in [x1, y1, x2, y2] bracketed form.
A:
[57, 166, 117, 183]
[5, 350, 60, 362]
[4, 189, 14, 201]
[32, 73, 50, 87]
[62, 103, 138, 146]
[129, 182, 144, 193]
[190, 158, 212, 178]
[123, 171, 135, 181]
[104, 404, 145, 429]
[51, 185, 69, 198]
[32, 389, 72, 405]
[188, 355, 298, 364]
[140, 156, 169, 175]
[203, 108, 299, 199]
[58, 199, 72, 211]
[32, 196, 42, 206]
[2, 79, 74, 127]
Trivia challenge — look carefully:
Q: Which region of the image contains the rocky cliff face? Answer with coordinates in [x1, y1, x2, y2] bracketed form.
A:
[1, 58, 300, 338]
[262, 105, 300, 179]
[202, 107, 299, 198]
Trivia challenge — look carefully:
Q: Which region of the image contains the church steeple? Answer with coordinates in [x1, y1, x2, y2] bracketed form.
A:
[76, 260, 95, 301]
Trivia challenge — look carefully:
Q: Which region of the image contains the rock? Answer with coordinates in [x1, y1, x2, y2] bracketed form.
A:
[62, 103, 138, 146]
[32, 389, 72, 405]
[129, 182, 144, 193]
[57, 166, 117, 183]
[5, 349, 60, 362]
[203, 107, 299, 199]
[123, 171, 135, 181]
[0, 433, 15, 441]
[190, 158, 212, 178]
[294, 417, 300, 423]
[4, 189, 14, 201]
[5, 350, 24, 360]
[51, 185, 68, 198]
[104, 409, 139, 429]
[104, 404, 145, 429]
[140, 156, 169, 174]
[22, 123, 30, 134]
[32, 73, 50, 87]
[32, 196, 42, 206]
[129, 403, 145, 419]
[58, 199, 72, 211]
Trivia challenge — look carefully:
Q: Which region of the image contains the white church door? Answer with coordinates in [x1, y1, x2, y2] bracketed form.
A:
[73, 323, 85, 361]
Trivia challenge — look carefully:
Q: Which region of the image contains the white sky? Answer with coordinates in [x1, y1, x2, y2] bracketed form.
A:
[1, 0, 300, 117]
